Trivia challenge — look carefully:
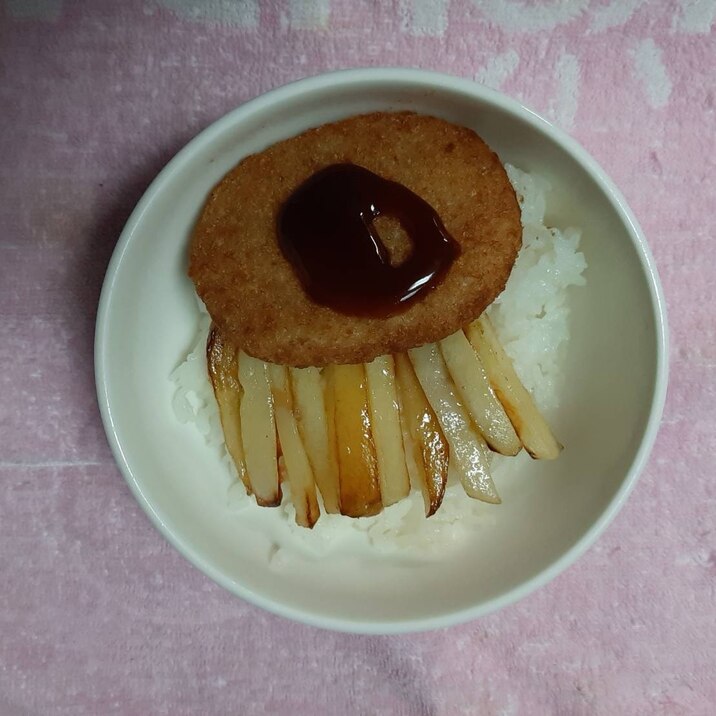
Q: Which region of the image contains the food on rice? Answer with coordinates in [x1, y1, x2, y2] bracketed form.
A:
[177, 109, 587, 531]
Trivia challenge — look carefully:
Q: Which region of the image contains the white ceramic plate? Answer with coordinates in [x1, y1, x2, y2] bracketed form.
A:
[95, 68, 668, 633]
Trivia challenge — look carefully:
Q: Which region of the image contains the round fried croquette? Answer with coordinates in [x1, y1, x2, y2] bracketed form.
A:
[188, 112, 522, 367]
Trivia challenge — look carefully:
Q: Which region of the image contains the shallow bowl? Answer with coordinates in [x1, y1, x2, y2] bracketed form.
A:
[95, 68, 668, 633]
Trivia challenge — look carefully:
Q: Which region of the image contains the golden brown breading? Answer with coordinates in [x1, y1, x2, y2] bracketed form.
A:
[189, 112, 521, 367]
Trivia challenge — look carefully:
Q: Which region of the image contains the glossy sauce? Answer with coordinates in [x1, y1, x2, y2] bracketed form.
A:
[277, 163, 460, 317]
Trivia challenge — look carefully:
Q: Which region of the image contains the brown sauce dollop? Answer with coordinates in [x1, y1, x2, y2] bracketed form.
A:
[277, 163, 460, 317]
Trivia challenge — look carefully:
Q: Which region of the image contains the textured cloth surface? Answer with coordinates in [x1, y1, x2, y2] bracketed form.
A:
[1, 1, 715, 714]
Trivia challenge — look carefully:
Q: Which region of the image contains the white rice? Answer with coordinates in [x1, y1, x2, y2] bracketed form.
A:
[492, 165, 587, 410]
[170, 164, 586, 554]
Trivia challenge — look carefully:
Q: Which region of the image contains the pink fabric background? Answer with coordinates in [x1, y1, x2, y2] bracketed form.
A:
[1, 1, 714, 713]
